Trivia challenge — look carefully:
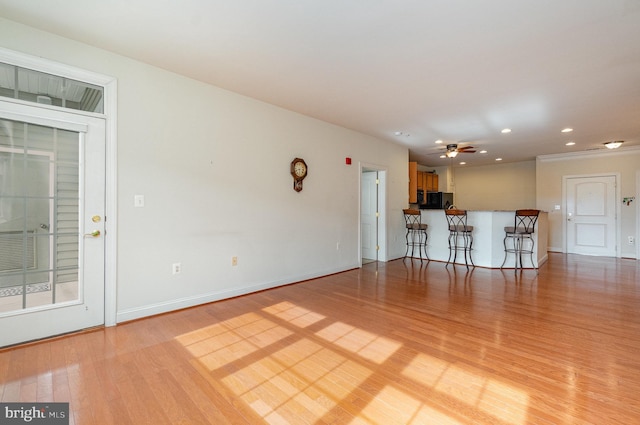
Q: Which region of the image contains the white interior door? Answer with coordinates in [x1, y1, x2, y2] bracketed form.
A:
[0, 102, 105, 347]
[361, 171, 378, 261]
[566, 175, 616, 256]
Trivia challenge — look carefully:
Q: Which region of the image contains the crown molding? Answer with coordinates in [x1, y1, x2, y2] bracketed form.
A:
[537, 145, 640, 163]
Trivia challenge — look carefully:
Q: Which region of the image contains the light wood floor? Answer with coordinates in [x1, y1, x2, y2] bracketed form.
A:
[1, 253, 639, 424]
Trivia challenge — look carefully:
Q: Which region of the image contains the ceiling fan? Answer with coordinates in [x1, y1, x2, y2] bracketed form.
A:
[445, 143, 476, 158]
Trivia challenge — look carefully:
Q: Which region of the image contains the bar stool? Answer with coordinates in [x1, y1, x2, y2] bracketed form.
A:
[444, 208, 474, 269]
[403, 209, 429, 262]
[501, 209, 540, 273]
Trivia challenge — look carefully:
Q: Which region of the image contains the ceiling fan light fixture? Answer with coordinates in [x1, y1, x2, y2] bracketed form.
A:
[446, 150, 458, 158]
[604, 141, 623, 149]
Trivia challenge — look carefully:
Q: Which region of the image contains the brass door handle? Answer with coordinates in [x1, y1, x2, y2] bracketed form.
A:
[84, 230, 101, 237]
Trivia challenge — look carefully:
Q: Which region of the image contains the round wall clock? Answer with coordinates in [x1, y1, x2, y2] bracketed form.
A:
[290, 157, 307, 192]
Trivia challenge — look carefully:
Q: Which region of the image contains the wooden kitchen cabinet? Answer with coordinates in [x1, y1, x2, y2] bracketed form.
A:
[409, 161, 418, 203]
[424, 173, 439, 192]
[409, 161, 439, 203]
[417, 171, 424, 190]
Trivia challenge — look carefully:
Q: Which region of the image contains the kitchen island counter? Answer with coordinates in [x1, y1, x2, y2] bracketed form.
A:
[415, 210, 548, 268]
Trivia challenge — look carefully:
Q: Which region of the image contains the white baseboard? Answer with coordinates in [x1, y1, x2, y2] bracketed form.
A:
[538, 252, 549, 265]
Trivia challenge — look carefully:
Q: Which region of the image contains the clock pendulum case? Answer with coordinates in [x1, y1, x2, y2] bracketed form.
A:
[290, 158, 308, 192]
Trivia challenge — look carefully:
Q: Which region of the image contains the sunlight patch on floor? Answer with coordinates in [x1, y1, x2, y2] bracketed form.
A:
[262, 301, 326, 328]
[355, 385, 470, 424]
[403, 353, 529, 425]
[316, 321, 402, 364]
[218, 339, 373, 424]
[478, 379, 529, 424]
[176, 302, 531, 424]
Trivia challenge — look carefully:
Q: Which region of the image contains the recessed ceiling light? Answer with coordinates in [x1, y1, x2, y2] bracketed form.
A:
[565, 141, 575, 146]
[562, 128, 573, 133]
[439, 155, 447, 159]
[496, 158, 503, 161]
[435, 139, 443, 144]
[501, 128, 511, 134]
[394, 131, 403, 136]
[459, 161, 466, 165]
[480, 150, 487, 154]
[604, 140, 623, 149]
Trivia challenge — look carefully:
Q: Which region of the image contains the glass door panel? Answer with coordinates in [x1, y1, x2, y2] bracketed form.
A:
[0, 119, 80, 314]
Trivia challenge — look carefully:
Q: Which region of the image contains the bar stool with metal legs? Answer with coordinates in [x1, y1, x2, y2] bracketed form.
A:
[501, 209, 540, 273]
[444, 208, 474, 269]
[403, 209, 429, 262]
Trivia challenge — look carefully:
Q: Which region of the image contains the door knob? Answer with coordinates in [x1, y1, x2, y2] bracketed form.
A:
[84, 230, 101, 237]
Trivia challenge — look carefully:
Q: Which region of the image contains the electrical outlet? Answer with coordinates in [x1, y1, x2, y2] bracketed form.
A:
[172, 262, 181, 274]
[336, 242, 340, 250]
[232, 256, 238, 266]
[629, 236, 635, 245]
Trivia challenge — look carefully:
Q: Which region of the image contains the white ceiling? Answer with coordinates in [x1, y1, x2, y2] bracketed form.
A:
[1, 0, 640, 166]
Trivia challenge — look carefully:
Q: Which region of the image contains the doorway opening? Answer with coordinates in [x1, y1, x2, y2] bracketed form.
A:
[361, 165, 387, 264]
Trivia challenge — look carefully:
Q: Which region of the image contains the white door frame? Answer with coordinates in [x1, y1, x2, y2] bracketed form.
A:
[360, 163, 387, 263]
[562, 172, 620, 257]
[0, 47, 118, 326]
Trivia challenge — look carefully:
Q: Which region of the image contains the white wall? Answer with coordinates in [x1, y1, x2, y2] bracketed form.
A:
[0, 18, 409, 322]
[449, 161, 536, 210]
